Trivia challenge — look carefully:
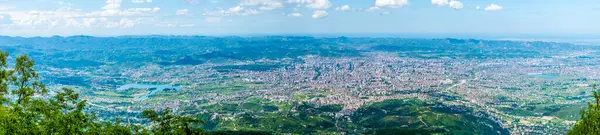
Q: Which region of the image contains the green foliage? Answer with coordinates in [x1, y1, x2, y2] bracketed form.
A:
[198, 98, 507, 134]
[210, 131, 272, 135]
[0, 52, 207, 135]
[351, 99, 509, 135]
[0, 52, 9, 104]
[142, 108, 207, 135]
[365, 128, 445, 135]
[12, 54, 47, 105]
[568, 85, 600, 135]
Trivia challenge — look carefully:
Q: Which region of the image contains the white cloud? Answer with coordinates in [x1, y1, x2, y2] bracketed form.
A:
[311, 10, 327, 19]
[335, 5, 351, 11]
[364, 7, 381, 12]
[288, 12, 302, 17]
[202, 9, 228, 17]
[155, 23, 194, 27]
[82, 18, 101, 27]
[380, 11, 391, 16]
[241, 9, 260, 16]
[287, 0, 306, 3]
[203, 7, 260, 17]
[1, 9, 84, 28]
[125, 8, 160, 13]
[184, 0, 200, 4]
[432, 0, 462, 9]
[176, 9, 189, 15]
[374, 0, 408, 8]
[103, 0, 121, 10]
[288, 0, 331, 9]
[65, 18, 142, 28]
[476, 5, 480, 10]
[57, 2, 74, 6]
[431, 0, 448, 6]
[154, 23, 176, 27]
[180, 24, 194, 27]
[240, 0, 284, 10]
[132, 0, 152, 3]
[228, 6, 244, 14]
[0, 0, 161, 29]
[0, 5, 15, 10]
[105, 18, 140, 28]
[205, 17, 221, 23]
[66, 18, 103, 28]
[90, 0, 160, 17]
[306, 0, 331, 9]
[484, 4, 503, 11]
[287, 0, 311, 5]
[448, 0, 463, 9]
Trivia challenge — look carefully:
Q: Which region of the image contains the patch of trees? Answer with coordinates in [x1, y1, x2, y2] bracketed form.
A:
[568, 85, 600, 135]
[0, 52, 207, 135]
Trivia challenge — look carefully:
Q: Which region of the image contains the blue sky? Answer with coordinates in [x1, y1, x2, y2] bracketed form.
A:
[0, 0, 599, 37]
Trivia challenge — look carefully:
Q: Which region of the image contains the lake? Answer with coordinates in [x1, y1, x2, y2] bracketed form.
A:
[528, 73, 558, 80]
[117, 83, 179, 101]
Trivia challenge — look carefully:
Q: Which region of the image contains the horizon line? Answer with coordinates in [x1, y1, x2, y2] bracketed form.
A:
[1, 33, 599, 45]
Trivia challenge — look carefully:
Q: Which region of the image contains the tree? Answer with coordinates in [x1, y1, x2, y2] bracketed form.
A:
[11, 55, 47, 105]
[0, 51, 10, 104]
[568, 84, 600, 135]
[143, 108, 207, 135]
[0, 52, 208, 135]
[0, 54, 49, 134]
[0, 53, 93, 134]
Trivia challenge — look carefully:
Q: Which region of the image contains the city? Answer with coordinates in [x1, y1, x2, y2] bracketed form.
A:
[1, 36, 596, 134]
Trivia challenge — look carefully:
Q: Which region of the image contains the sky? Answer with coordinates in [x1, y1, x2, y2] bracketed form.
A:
[0, 0, 599, 37]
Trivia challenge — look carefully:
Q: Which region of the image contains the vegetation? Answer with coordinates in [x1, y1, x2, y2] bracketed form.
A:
[0, 51, 518, 135]
[568, 85, 600, 135]
[195, 98, 508, 135]
[352, 99, 508, 135]
[2, 36, 597, 134]
[142, 109, 207, 135]
[0, 52, 206, 135]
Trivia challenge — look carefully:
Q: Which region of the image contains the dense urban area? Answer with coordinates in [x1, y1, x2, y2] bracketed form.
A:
[1, 36, 599, 134]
